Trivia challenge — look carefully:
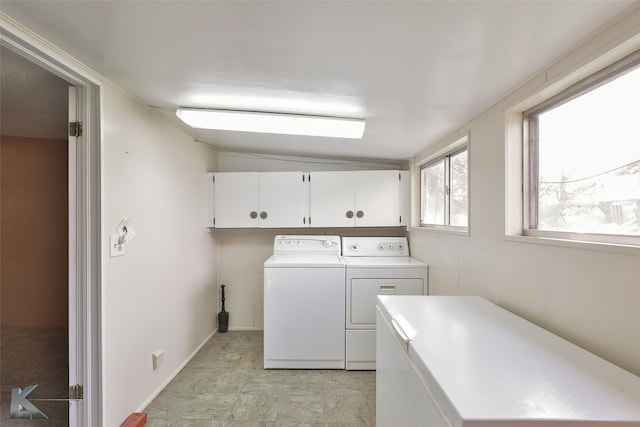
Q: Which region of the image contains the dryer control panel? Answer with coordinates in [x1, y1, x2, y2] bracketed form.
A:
[342, 237, 408, 257]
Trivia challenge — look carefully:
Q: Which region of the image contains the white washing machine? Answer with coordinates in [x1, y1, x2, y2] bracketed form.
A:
[342, 236, 428, 370]
[264, 235, 345, 369]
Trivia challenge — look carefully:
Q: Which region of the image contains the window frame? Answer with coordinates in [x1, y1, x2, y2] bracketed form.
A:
[419, 136, 469, 233]
[522, 50, 640, 246]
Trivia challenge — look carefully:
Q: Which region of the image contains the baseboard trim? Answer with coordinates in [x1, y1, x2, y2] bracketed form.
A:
[136, 329, 216, 412]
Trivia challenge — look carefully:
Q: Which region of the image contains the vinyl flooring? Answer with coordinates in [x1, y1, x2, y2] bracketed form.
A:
[145, 331, 376, 427]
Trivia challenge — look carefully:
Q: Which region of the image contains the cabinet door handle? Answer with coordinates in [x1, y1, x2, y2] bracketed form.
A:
[346, 210, 354, 219]
[250, 211, 258, 219]
[356, 210, 364, 218]
[260, 211, 268, 219]
[379, 284, 396, 291]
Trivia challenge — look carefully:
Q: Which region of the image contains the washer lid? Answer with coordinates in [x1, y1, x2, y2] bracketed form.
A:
[265, 254, 345, 268]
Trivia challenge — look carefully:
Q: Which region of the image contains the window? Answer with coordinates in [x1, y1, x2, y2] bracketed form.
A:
[524, 51, 640, 244]
[420, 143, 468, 230]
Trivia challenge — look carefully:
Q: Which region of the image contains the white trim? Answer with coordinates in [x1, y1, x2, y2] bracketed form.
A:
[503, 8, 640, 252]
[504, 234, 640, 256]
[415, 132, 470, 234]
[135, 330, 216, 413]
[1, 12, 103, 427]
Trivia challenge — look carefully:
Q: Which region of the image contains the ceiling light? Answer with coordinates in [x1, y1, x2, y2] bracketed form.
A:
[176, 108, 365, 139]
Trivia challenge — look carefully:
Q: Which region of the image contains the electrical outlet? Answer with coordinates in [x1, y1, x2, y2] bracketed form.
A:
[110, 235, 125, 257]
[152, 350, 164, 370]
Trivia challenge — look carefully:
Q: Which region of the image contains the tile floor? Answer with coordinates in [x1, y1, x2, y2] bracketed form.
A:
[145, 331, 376, 427]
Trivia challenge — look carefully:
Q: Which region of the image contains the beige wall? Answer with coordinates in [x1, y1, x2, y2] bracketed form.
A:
[100, 84, 218, 426]
[409, 6, 640, 376]
[1, 135, 68, 328]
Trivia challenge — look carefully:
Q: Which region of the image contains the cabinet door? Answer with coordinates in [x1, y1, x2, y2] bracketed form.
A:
[213, 172, 259, 228]
[259, 172, 309, 228]
[354, 170, 400, 227]
[205, 172, 215, 227]
[309, 171, 355, 227]
[399, 170, 410, 226]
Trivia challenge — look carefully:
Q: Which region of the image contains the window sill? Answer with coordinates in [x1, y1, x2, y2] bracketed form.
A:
[411, 225, 470, 237]
[504, 234, 640, 256]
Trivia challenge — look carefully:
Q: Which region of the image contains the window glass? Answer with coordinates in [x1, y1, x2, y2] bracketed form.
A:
[420, 143, 469, 230]
[421, 159, 446, 225]
[529, 62, 640, 236]
[450, 150, 469, 227]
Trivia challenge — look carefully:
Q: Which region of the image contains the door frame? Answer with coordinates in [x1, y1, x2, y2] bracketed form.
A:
[1, 13, 102, 427]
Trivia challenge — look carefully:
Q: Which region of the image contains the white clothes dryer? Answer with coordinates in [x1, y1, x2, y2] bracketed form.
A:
[342, 236, 428, 370]
[264, 235, 345, 369]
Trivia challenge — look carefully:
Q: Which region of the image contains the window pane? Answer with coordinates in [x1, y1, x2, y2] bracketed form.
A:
[535, 65, 640, 235]
[421, 160, 446, 225]
[450, 149, 468, 227]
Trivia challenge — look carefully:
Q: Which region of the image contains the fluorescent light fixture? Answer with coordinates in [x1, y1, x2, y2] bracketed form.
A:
[176, 108, 365, 139]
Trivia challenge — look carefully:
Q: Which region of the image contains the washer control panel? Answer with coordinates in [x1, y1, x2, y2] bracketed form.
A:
[342, 237, 409, 257]
[273, 235, 341, 254]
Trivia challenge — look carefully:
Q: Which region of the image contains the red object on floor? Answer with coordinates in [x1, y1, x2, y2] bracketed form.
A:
[120, 412, 147, 427]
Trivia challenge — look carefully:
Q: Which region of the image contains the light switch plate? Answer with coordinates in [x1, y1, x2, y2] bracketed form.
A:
[110, 235, 125, 257]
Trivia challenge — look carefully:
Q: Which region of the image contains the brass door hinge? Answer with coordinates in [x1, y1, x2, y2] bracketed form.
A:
[69, 384, 83, 400]
[69, 121, 83, 137]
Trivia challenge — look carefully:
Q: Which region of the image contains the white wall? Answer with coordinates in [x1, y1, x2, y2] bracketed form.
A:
[409, 6, 640, 376]
[101, 84, 218, 426]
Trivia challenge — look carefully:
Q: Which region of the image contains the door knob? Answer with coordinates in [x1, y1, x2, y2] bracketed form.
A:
[346, 210, 354, 219]
[260, 211, 268, 219]
[250, 211, 258, 219]
[356, 210, 364, 218]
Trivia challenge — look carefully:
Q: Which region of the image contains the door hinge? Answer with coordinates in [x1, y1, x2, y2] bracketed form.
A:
[213, 175, 215, 183]
[399, 172, 401, 181]
[69, 384, 83, 400]
[69, 121, 83, 137]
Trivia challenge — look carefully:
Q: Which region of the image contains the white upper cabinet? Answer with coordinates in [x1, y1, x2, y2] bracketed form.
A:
[212, 172, 309, 228]
[205, 172, 215, 227]
[214, 172, 260, 228]
[310, 170, 401, 227]
[259, 172, 309, 228]
[308, 171, 355, 227]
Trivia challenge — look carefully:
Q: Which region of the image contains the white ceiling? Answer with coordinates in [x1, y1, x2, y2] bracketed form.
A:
[1, 1, 636, 160]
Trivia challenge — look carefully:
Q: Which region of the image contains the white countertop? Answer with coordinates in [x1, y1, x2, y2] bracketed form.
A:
[377, 295, 640, 426]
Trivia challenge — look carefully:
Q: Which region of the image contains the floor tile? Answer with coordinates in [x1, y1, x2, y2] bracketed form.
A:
[145, 331, 376, 426]
[276, 394, 324, 424]
[229, 394, 280, 422]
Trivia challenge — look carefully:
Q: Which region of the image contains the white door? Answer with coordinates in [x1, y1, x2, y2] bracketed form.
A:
[259, 172, 309, 228]
[354, 170, 400, 227]
[309, 171, 355, 227]
[214, 172, 259, 227]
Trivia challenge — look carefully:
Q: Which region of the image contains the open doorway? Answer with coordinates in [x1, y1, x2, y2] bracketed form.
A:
[1, 45, 70, 425]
